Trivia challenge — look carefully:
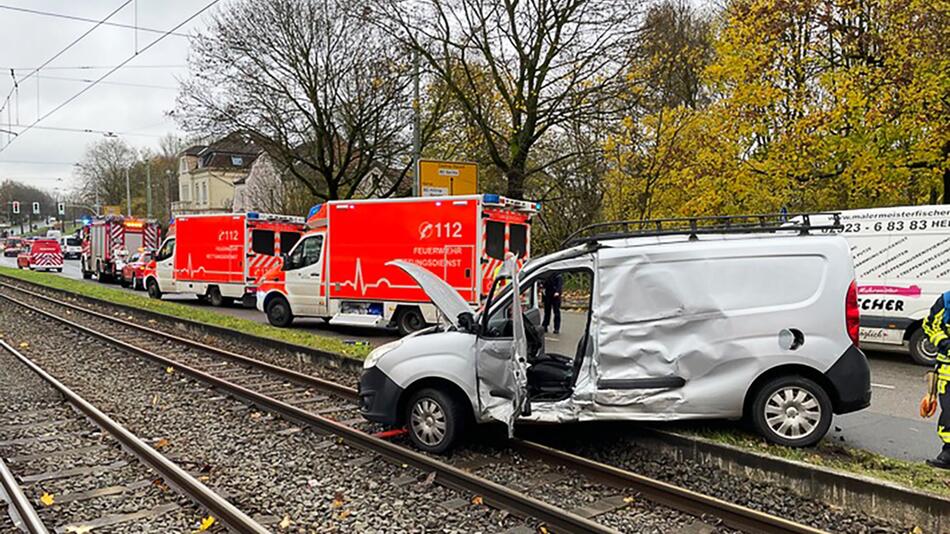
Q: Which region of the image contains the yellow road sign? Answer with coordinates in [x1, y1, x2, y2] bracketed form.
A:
[102, 205, 122, 216]
[418, 160, 477, 197]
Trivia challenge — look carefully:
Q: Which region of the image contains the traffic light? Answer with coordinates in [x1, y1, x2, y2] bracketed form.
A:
[11, 201, 19, 214]
[57, 202, 65, 215]
[32, 202, 40, 215]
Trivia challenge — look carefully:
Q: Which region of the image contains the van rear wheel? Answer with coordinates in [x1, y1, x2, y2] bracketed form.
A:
[909, 329, 938, 366]
[405, 388, 463, 454]
[396, 307, 425, 336]
[751, 376, 832, 447]
[207, 286, 225, 307]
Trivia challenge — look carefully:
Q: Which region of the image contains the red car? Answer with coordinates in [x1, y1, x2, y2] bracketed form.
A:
[121, 250, 153, 290]
[3, 238, 23, 257]
[18, 239, 63, 272]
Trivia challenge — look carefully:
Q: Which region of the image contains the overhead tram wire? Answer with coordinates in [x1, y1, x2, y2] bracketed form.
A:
[0, 0, 133, 117]
[7, 65, 187, 72]
[0, 4, 189, 37]
[36, 75, 178, 91]
[0, 0, 221, 156]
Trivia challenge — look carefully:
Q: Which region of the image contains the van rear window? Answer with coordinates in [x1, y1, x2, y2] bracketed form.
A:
[252, 230, 275, 255]
[66, 238, 81, 246]
[509, 224, 527, 258]
[486, 221, 505, 260]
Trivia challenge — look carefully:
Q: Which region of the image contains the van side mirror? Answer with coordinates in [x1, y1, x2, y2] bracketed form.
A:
[458, 311, 477, 334]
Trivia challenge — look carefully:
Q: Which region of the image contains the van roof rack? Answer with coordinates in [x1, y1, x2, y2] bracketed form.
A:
[562, 212, 842, 247]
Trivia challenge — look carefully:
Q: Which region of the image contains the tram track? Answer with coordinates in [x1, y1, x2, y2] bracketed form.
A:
[0, 338, 267, 533]
[0, 277, 829, 534]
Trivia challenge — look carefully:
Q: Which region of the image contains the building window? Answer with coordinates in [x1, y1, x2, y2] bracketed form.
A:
[194, 183, 200, 204]
[180, 183, 189, 201]
[231, 156, 243, 166]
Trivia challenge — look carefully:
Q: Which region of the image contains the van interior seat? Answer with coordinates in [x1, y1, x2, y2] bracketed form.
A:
[527, 335, 589, 401]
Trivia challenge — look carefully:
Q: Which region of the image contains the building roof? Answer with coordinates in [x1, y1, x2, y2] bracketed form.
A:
[182, 145, 206, 156]
[191, 132, 263, 171]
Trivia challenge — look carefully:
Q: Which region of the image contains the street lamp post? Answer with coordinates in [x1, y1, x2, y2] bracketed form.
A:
[125, 166, 132, 216]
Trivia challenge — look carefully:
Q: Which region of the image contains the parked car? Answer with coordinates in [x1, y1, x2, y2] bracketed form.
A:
[358, 214, 872, 453]
[3, 238, 23, 257]
[17, 239, 63, 272]
[60, 235, 83, 260]
[121, 250, 154, 290]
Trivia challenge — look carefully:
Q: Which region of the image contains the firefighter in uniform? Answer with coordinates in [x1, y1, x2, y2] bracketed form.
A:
[920, 291, 950, 469]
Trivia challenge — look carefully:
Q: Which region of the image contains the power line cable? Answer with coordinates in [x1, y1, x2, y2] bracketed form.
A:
[0, 0, 221, 156]
[0, 4, 189, 38]
[0, 160, 77, 166]
[6, 65, 187, 71]
[36, 74, 178, 91]
[0, 0, 133, 117]
[27, 125, 165, 138]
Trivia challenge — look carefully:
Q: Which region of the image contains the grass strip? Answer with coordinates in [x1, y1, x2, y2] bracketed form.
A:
[0, 266, 372, 359]
[683, 425, 950, 497]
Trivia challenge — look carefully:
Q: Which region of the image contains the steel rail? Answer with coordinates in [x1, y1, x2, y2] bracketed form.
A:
[0, 339, 271, 534]
[0, 455, 49, 534]
[0, 280, 828, 534]
[0, 291, 616, 534]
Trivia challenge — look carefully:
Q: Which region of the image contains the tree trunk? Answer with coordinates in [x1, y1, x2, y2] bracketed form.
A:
[943, 167, 950, 204]
[505, 167, 526, 200]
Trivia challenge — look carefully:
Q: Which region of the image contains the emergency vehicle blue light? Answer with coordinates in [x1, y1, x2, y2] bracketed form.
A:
[247, 211, 259, 219]
[483, 193, 500, 204]
[307, 204, 323, 219]
[368, 303, 383, 316]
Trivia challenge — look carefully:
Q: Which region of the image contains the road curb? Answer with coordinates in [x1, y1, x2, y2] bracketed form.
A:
[640, 429, 950, 533]
[4, 274, 949, 531]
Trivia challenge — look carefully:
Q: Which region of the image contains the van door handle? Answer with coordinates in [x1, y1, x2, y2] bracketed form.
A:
[309, 273, 319, 278]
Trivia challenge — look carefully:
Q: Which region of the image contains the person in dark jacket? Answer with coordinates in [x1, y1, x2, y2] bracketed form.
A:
[921, 291, 950, 469]
[542, 273, 563, 334]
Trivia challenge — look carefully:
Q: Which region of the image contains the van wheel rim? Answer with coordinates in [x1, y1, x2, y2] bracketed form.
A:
[410, 398, 447, 446]
[765, 387, 821, 439]
[919, 336, 938, 358]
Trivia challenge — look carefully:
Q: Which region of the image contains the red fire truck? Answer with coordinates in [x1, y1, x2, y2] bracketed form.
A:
[256, 194, 538, 335]
[81, 216, 161, 282]
[143, 212, 305, 307]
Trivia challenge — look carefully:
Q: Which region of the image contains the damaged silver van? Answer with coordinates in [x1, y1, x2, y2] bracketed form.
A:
[358, 215, 872, 453]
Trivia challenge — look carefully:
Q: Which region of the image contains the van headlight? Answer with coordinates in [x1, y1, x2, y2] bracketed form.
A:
[363, 339, 402, 369]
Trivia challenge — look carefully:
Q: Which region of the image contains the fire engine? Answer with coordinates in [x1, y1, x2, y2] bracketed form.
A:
[143, 212, 305, 307]
[81, 216, 161, 282]
[256, 194, 538, 335]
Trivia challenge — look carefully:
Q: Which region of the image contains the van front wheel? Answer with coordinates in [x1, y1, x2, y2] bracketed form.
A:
[146, 278, 162, 300]
[751, 376, 832, 448]
[265, 296, 293, 327]
[405, 388, 463, 454]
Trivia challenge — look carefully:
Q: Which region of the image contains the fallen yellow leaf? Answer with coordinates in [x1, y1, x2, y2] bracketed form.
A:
[278, 516, 292, 529]
[471, 495, 483, 506]
[331, 491, 345, 508]
[623, 496, 635, 503]
[64, 526, 92, 534]
[338, 510, 351, 519]
[154, 438, 170, 449]
[194, 516, 215, 532]
[539, 527, 550, 534]
[19, 341, 28, 348]
[165, 367, 174, 374]
[39, 492, 55, 506]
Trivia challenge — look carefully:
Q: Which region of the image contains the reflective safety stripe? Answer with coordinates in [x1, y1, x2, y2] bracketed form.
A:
[939, 426, 950, 444]
[925, 309, 950, 346]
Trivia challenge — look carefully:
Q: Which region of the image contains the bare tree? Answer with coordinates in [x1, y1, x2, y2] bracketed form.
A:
[380, 0, 643, 199]
[176, 0, 448, 201]
[74, 138, 136, 207]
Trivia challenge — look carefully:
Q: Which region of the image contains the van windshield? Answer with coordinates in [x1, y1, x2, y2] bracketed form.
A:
[66, 237, 81, 246]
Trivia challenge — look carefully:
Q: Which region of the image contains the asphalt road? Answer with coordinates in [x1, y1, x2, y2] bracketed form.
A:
[2, 256, 943, 462]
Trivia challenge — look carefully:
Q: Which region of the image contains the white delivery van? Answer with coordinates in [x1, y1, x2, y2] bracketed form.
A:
[813, 206, 950, 365]
[359, 214, 871, 453]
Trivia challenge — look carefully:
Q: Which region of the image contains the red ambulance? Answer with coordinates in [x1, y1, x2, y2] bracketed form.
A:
[256, 194, 538, 335]
[17, 239, 63, 272]
[81, 216, 161, 282]
[143, 212, 305, 307]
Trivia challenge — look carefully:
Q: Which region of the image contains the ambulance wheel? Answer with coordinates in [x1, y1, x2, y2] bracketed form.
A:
[909, 329, 938, 367]
[396, 307, 425, 336]
[266, 296, 293, 327]
[82, 271, 92, 279]
[146, 278, 162, 299]
[405, 388, 464, 454]
[55, 268, 62, 273]
[208, 286, 225, 307]
[120, 278, 130, 288]
[751, 375, 832, 448]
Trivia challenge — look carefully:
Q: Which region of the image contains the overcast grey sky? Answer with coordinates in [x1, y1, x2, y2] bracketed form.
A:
[0, 0, 219, 194]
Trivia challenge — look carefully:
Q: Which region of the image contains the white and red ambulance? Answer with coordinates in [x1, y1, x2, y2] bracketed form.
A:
[81, 217, 161, 282]
[256, 194, 538, 335]
[143, 212, 305, 307]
